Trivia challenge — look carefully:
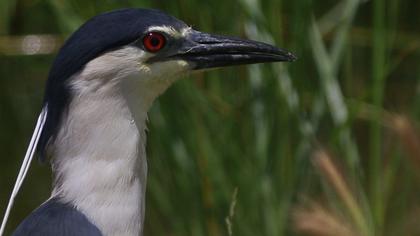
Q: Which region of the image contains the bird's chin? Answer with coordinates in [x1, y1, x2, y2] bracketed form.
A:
[136, 59, 191, 81]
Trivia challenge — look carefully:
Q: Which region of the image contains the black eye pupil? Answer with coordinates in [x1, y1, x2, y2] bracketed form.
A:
[150, 37, 160, 47]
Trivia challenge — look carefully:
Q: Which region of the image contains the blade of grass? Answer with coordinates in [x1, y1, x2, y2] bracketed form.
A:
[313, 150, 371, 235]
[370, 0, 386, 232]
[309, 17, 360, 170]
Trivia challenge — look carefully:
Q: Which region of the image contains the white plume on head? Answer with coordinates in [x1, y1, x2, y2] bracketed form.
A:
[0, 107, 48, 236]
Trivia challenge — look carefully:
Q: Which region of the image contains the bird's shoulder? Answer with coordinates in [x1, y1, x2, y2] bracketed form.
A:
[12, 197, 102, 236]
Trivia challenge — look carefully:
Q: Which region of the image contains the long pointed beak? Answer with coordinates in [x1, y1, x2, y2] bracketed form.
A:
[173, 30, 296, 69]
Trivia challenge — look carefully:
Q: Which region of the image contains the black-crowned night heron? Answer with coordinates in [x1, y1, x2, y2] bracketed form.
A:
[2, 8, 295, 236]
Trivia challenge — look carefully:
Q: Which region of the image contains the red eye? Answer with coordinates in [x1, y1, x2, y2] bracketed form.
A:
[142, 32, 166, 53]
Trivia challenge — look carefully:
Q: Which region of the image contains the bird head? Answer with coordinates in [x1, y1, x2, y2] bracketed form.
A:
[38, 8, 296, 159]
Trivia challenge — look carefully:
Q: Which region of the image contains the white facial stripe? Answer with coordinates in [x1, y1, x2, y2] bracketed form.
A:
[181, 26, 192, 37]
[146, 25, 183, 38]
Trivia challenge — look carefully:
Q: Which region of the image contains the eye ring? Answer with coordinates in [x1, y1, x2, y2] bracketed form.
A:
[142, 32, 166, 53]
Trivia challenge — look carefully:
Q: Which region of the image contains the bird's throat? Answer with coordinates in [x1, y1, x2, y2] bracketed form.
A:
[50, 76, 160, 236]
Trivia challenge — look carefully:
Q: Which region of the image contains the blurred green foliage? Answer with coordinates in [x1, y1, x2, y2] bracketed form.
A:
[1, 0, 420, 235]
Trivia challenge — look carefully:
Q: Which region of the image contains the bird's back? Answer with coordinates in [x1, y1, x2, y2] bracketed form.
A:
[12, 198, 102, 236]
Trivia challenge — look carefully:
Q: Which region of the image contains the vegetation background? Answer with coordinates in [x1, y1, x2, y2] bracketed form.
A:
[1, 0, 420, 235]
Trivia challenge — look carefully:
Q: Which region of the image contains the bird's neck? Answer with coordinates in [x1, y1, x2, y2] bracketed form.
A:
[50, 76, 168, 236]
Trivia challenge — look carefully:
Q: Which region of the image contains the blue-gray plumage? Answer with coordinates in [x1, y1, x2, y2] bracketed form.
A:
[6, 7, 295, 236]
[12, 198, 101, 236]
